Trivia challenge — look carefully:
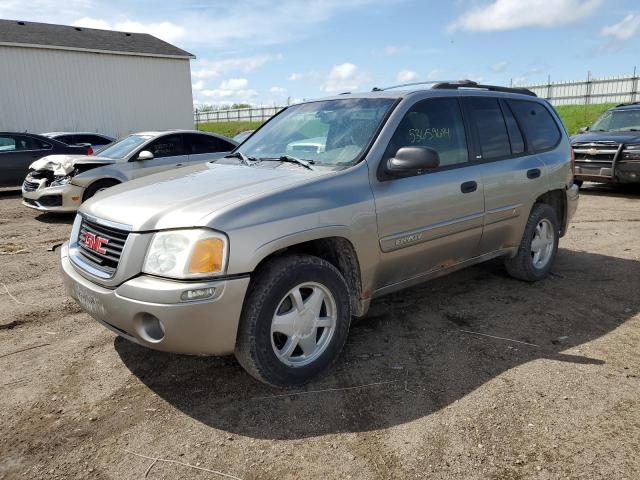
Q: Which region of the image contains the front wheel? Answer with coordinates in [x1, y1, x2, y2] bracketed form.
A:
[82, 179, 120, 202]
[235, 255, 352, 388]
[504, 203, 559, 282]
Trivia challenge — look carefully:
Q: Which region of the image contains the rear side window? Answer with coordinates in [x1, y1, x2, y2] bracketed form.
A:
[508, 100, 561, 152]
[77, 134, 110, 146]
[500, 100, 525, 155]
[468, 97, 511, 160]
[56, 135, 75, 145]
[385, 97, 469, 167]
[188, 134, 235, 154]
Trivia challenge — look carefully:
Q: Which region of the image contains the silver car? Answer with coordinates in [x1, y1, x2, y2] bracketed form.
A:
[22, 130, 237, 212]
[60, 81, 579, 387]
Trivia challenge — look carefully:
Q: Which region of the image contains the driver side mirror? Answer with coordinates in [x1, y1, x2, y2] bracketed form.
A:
[137, 150, 154, 161]
[385, 146, 440, 177]
[578, 126, 590, 134]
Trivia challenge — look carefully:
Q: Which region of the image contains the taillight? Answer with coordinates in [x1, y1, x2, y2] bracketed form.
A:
[87, 146, 93, 156]
[570, 147, 575, 175]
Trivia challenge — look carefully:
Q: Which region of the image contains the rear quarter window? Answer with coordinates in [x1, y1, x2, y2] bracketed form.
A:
[508, 100, 561, 152]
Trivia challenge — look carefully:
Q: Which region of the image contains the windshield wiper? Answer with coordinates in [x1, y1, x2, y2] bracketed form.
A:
[224, 151, 257, 166]
[258, 155, 315, 170]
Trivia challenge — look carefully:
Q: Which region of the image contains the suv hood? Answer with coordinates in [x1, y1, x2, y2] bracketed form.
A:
[30, 154, 117, 176]
[81, 162, 327, 231]
[571, 131, 640, 145]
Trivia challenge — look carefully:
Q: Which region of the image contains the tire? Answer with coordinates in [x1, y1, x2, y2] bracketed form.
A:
[235, 254, 352, 388]
[82, 179, 120, 202]
[504, 203, 560, 282]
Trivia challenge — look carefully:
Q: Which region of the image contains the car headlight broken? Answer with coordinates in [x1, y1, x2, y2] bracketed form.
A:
[51, 175, 72, 187]
[143, 229, 228, 279]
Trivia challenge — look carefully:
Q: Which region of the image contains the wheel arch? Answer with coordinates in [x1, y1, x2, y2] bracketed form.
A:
[533, 188, 568, 236]
[248, 232, 365, 317]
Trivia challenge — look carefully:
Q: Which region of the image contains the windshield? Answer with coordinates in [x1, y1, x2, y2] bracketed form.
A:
[97, 135, 152, 159]
[591, 109, 640, 132]
[238, 98, 395, 165]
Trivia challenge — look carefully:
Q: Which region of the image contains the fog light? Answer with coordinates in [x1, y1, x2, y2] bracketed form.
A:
[139, 313, 164, 342]
[181, 287, 216, 302]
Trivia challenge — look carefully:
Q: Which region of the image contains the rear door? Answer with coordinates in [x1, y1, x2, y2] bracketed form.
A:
[185, 133, 236, 163]
[464, 96, 550, 254]
[0, 135, 53, 186]
[0, 134, 24, 186]
[370, 96, 486, 288]
[127, 133, 188, 180]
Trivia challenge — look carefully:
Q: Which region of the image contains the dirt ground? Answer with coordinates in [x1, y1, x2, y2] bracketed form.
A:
[1, 185, 639, 480]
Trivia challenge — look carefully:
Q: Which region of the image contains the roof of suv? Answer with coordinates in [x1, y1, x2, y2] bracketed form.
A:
[317, 80, 541, 102]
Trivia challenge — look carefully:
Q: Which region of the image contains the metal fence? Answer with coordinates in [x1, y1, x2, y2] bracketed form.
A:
[194, 72, 640, 125]
[514, 71, 640, 106]
[194, 106, 285, 125]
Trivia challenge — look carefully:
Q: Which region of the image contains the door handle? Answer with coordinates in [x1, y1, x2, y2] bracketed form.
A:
[175, 163, 183, 166]
[460, 181, 478, 193]
[527, 168, 541, 179]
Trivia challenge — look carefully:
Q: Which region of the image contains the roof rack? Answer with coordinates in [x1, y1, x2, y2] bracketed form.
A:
[615, 101, 640, 107]
[431, 80, 537, 97]
[371, 79, 537, 97]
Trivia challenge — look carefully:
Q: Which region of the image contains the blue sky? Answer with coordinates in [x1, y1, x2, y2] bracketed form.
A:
[4, 0, 640, 107]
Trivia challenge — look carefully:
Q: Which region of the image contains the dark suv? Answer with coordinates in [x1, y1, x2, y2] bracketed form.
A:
[571, 102, 640, 186]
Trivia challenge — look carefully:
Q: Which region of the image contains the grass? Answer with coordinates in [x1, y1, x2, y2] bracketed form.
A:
[196, 121, 263, 138]
[195, 103, 617, 140]
[554, 103, 616, 135]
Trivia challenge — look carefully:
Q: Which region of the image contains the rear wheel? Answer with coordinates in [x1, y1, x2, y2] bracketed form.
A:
[504, 203, 559, 282]
[82, 179, 120, 201]
[235, 255, 351, 388]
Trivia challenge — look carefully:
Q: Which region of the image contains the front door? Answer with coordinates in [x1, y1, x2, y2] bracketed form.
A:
[370, 96, 486, 289]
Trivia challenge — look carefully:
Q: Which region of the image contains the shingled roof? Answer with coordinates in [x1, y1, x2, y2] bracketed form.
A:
[0, 19, 194, 59]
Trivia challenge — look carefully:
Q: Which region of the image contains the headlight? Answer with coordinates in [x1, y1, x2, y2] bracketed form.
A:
[623, 144, 640, 159]
[142, 229, 228, 279]
[51, 175, 72, 187]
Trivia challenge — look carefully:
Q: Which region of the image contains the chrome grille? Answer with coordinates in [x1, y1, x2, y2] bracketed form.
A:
[572, 141, 619, 164]
[22, 180, 39, 192]
[77, 217, 129, 276]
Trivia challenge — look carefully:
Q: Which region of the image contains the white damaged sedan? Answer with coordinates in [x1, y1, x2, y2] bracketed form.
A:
[22, 130, 237, 212]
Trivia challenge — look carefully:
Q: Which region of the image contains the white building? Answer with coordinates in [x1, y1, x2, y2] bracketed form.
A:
[0, 19, 195, 138]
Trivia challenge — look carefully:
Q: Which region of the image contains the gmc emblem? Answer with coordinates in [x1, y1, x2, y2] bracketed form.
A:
[81, 231, 109, 254]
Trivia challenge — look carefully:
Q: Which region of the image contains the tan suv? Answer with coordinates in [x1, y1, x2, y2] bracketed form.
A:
[60, 81, 579, 387]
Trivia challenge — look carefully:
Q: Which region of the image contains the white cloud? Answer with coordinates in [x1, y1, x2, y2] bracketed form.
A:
[270, 86, 287, 95]
[384, 46, 408, 55]
[199, 77, 257, 101]
[321, 63, 371, 93]
[72, 17, 186, 43]
[192, 80, 204, 91]
[396, 70, 419, 83]
[289, 73, 303, 81]
[168, 0, 379, 48]
[192, 54, 281, 79]
[449, 0, 602, 32]
[601, 13, 640, 40]
[427, 69, 445, 80]
[491, 61, 508, 73]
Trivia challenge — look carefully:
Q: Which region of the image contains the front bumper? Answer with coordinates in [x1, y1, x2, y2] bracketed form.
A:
[60, 242, 250, 355]
[22, 182, 85, 212]
[575, 161, 640, 184]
